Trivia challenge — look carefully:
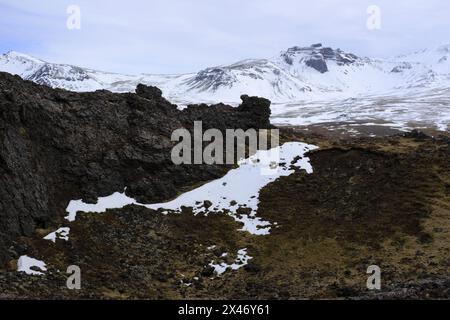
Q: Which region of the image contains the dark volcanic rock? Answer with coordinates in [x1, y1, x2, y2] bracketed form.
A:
[0, 72, 272, 266]
[318, 47, 335, 59]
[135, 84, 163, 101]
[305, 55, 329, 73]
[390, 62, 412, 73]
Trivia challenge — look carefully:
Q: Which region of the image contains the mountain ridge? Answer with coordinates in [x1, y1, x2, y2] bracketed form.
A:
[2, 43, 450, 104]
[1, 44, 449, 132]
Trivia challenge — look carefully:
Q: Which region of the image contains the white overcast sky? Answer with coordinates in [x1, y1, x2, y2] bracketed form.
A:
[0, 0, 449, 74]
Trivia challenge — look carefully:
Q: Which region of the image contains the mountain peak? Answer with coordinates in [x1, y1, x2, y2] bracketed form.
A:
[2, 51, 44, 64]
[279, 44, 359, 73]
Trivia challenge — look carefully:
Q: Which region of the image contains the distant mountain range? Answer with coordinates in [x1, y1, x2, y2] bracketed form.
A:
[1, 44, 449, 131]
[1, 43, 450, 103]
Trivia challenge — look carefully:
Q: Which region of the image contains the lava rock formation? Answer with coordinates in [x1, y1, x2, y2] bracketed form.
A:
[0, 72, 271, 266]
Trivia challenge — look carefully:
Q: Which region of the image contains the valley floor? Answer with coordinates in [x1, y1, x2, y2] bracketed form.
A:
[1, 126, 449, 299]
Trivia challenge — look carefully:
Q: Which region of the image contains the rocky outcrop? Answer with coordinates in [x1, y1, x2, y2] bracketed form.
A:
[391, 62, 413, 73]
[305, 55, 329, 73]
[0, 72, 272, 266]
[283, 44, 359, 73]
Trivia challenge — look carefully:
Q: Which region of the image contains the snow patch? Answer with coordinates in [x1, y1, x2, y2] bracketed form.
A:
[63, 142, 318, 235]
[209, 248, 252, 275]
[144, 142, 317, 234]
[65, 191, 137, 221]
[271, 88, 450, 132]
[43, 227, 70, 243]
[17, 255, 47, 276]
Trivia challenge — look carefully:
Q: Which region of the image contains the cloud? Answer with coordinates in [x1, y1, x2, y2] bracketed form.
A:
[0, 0, 449, 74]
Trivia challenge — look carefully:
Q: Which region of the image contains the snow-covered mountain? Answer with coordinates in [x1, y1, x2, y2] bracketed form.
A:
[1, 43, 449, 131]
[2, 43, 450, 103]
